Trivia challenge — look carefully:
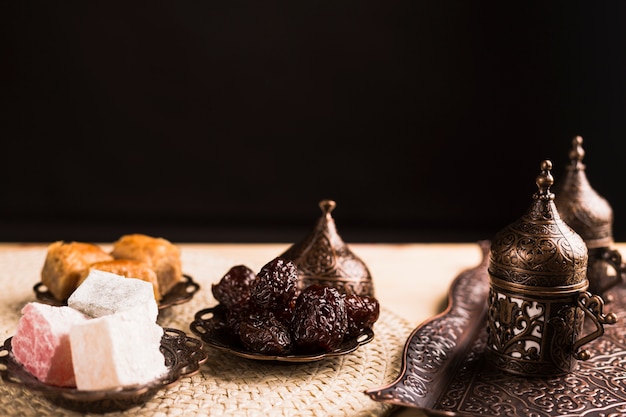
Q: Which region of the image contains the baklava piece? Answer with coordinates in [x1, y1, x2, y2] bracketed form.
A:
[41, 241, 113, 301]
[111, 233, 183, 297]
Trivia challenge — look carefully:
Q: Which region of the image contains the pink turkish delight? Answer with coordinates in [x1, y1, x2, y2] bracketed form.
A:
[11, 302, 89, 387]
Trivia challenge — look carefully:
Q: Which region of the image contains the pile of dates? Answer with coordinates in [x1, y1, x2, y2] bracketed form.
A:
[209, 257, 380, 355]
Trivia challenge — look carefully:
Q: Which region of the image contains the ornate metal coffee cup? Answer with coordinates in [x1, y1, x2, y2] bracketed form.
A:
[486, 160, 617, 376]
[554, 135, 625, 296]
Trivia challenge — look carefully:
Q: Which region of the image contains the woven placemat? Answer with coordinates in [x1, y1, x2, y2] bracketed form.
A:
[0, 246, 415, 417]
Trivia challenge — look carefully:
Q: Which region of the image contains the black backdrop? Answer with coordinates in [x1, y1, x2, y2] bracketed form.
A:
[2, 2, 625, 244]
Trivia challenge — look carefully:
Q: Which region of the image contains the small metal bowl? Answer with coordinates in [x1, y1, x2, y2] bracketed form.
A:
[190, 306, 375, 363]
[34, 274, 200, 310]
[0, 328, 208, 413]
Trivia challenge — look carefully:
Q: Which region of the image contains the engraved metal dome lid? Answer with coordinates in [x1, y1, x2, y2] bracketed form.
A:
[554, 136, 614, 249]
[488, 160, 589, 288]
[279, 199, 374, 297]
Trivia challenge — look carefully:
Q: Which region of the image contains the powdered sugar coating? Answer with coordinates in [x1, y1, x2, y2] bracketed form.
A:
[68, 269, 158, 321]
[70, 311, 166, 390]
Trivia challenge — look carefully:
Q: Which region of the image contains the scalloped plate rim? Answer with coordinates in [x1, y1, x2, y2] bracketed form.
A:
[33, 273, 200, 310]
[0, 327, 207, 411]
[190, 306, 375, 363]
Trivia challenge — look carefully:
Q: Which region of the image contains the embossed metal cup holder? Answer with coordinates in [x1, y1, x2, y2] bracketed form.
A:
[587, 243, 626, 301]
[486, 160, 617, 377]
[588, 247, 626, 302]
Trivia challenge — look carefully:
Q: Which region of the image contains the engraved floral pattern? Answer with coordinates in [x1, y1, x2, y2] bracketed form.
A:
[487, 290, 545, 361]
[366, 241, 491, 407]
[489, 196, 588, 288]
[279, 200, 374, 296]
[368, 242, 626, 417]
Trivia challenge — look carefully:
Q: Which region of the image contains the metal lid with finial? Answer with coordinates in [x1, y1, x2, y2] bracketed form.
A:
[489, 160, 588, 288]
[279, 199, 374, 297]
[554, 135, 614, 249]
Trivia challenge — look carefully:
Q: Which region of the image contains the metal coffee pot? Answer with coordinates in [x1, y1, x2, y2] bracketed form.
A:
[486, 160, 617, 376]
[554, 136, 625, 296]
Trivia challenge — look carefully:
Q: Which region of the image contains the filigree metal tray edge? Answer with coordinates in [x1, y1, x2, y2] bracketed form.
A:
[365, 240, 491, 414]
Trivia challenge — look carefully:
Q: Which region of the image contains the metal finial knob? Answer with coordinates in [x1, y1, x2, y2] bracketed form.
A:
[555, 136, 614, 250]
[535, 160, 555, 200]
[319, 199, 336, 218]
[570, 136, 586, 168]
[280, 200, 374, 296]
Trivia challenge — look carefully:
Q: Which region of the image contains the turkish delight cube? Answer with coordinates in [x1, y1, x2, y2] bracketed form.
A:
[11, 302, 89, 387]
[69, 311, 167, 390]
[67, 269, 158, 321]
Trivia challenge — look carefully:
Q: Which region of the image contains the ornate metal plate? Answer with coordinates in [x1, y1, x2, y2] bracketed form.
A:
[34, 274, 200, 310]
[190, 306, 375, 362]
[0, 328, 208, 413]
[366, 240, 626, 417]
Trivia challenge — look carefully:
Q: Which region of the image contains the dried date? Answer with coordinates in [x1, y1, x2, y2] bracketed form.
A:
[291, 284, 348, 353]
[209, 258, 380, 356]
[250, 257, 298, 310]
[211, 265, 256, 308]
[238, 310, 293, 355]
[345, 293, 380, 338]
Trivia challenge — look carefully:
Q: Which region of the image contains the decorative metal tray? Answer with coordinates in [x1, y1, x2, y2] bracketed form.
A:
[0, 327, 208, 413]
[190, 306, 375, 362]
[34, 274, 200, 310]
[366, 240, 626, 417]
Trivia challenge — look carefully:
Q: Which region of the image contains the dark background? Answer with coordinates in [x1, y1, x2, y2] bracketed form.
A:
[2, 2, 625, 244]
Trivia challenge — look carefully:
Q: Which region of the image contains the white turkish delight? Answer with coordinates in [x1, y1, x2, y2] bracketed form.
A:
[67, 269, 158, 322]
[70, 310, 166, 390]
